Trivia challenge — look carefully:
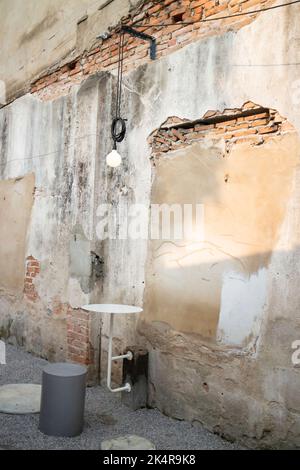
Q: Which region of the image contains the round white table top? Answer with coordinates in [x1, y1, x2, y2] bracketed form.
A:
[81, 304, 143, 314]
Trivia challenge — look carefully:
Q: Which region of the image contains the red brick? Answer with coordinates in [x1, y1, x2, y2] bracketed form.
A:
[148, 4, 162, 14]
[172, 128, 186, 140]
[29, 260, 39, 267]
[251, 118, 269, 127]
[243, 101, 258, 109]
[73, 325, 89, 335]
[170, 7, 186, 17]
[193, 6, 204, 16]
[173, 24, 194, 37]
[68, 355, 87, 364]
[195, 123, 215, 131]
[30, 0, 272, 102]
[67, 331, 89, 342]
[203, 0, 216, 10]
[191, 0, 208, 6]
[70, 67, 82, 77]
[227, 122, 249, 130]
[228, 4, 241, 12]
[87, 47, 100, 57]
[216, 118, 237, 127]
[205, 4, 227, 17]
[67, 345, 83, 355]
[213, 132, 234, 139]
[258, 125, 279, 134]
[232, 128, 257, 137]
[247, 112, 269, 120]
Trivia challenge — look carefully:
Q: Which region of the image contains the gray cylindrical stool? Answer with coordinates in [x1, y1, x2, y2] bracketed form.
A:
[39, 363, 87, 437]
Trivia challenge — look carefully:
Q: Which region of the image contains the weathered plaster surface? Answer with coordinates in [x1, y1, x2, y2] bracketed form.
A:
[0, 174, 35, 294]
[0, 0, 134, 102]
[218, 268, 268, 346]
[0, 74, 104, 359]
[123, 5, 300, 447]
[0, 4, 300, 447]
[143, 133, 300, 342]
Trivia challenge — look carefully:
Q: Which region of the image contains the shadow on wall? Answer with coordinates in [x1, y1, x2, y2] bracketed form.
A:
[141, 111, 300, 351]
[137, 130, 300, 448]
[140, 244, 300, 348]
[136, 238, 300, 449]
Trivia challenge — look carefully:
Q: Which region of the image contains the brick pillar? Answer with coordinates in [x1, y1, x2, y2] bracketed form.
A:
[66, 308, 94, 366]
[24, 255, 40, 301]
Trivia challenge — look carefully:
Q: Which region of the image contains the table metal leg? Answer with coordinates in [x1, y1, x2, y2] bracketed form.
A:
[107, 313, 132, 393]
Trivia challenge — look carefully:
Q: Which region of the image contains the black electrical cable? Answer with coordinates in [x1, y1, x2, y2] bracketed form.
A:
[111, 30, 126, 148]
[115, 30, 124, 118]
[111, 117, 126, 148]
[108, 0, 300, 150]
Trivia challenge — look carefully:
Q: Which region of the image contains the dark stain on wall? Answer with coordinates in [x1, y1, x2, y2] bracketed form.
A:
[19, 12, 58, 45]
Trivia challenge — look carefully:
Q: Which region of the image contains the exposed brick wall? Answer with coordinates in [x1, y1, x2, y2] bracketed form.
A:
[24, 255, 40, 302]
[31, 0, 275, 101]
[66, 307, 94, 366]
[51, 298, 70, 317]
[149, 101, 295, 160]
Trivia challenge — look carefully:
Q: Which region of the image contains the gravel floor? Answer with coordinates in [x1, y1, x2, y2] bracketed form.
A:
[0, 344, 243, 450]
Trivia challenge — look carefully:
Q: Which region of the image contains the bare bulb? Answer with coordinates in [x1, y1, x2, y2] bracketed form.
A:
[106, 149, 122, 168]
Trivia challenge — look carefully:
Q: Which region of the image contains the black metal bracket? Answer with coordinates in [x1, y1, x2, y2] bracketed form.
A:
[121, 26, 156, 60]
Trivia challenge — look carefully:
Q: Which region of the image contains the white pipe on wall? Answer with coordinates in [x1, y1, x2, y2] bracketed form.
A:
[107, 313, 132, 393]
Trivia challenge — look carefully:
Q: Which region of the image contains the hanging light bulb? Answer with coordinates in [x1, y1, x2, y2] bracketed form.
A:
[107, 118, 126, 168]
[98, 25, 156, 170]
[105, 30, 126, 170]
[106, 149, 122, 168]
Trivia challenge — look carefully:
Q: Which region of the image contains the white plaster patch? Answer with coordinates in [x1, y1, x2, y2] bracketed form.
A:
[217, 268, 267, 347]
[67, 277, 89, 308]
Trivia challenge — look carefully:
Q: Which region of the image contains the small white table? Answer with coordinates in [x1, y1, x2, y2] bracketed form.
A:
[81, 304, 142, 393]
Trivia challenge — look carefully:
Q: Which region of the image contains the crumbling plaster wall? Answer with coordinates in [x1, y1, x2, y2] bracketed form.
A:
[105, 5, 300, 448]
[0, 75, 104, 359]
[144, 132, 300, 342]
[0, 0, 138, 102]
[0, 3, 300, 447]
[0, 174, 35, 295]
